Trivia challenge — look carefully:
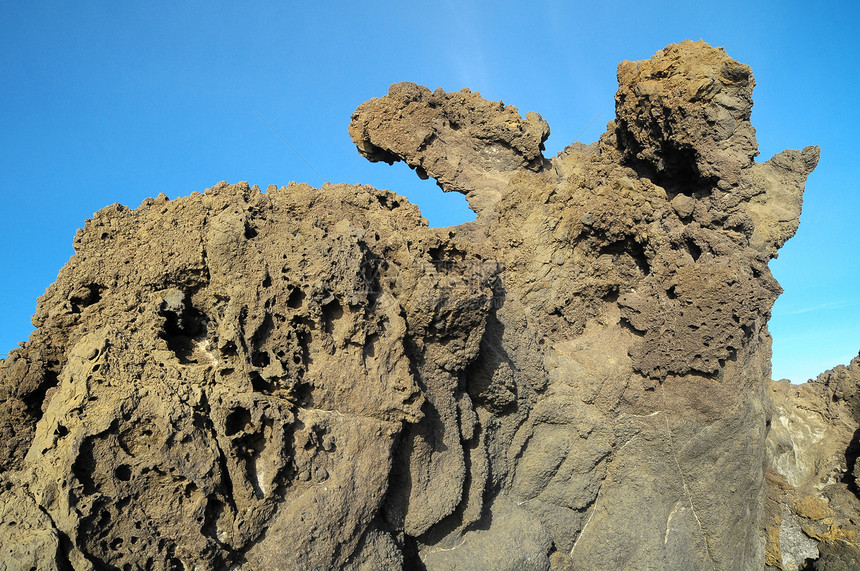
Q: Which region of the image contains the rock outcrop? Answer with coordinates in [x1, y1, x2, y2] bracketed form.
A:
[349, 82, 550, 217]
[766, 355, 860, 570]
[0, 41, 825, 570]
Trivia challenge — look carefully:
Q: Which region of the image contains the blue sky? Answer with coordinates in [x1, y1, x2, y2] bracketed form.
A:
[2, 1, 857, 383]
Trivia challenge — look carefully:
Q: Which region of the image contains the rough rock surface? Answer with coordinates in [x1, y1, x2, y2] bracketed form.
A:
[349, 82, 550, 217]
[766, 355, 860, 570]
[0, 41, 824, 570]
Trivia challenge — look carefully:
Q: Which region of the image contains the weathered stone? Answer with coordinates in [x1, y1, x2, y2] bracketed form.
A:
[0, 41, 827, 569]
[349, 82, 550, 216]
[766, 354, 860, 569]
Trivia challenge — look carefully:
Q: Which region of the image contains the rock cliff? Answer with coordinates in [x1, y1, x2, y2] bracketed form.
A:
[0, 41, 833, 570]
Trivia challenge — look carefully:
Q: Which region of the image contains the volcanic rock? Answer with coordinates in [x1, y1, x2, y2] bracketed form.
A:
[0, 41, 824, 570]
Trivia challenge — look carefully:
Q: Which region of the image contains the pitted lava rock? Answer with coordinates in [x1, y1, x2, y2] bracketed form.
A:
[0, 41, 835, 570]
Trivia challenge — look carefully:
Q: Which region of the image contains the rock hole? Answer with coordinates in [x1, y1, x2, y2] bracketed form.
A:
[251, 350, 270, 368]
[71, 439, 97, 494]
[70, 283, 104, 313]
[109, 537, 123, 550]
[631, 241, 650, 276]
[666, 285, 678, 299]
[291, 380, 314, 407]
[115, 465, 132, 481]
[250, 371, 273, 394]
[322, 298, 343, 334]
[287, 288, 305, 309]
[225, 408, 251, 436]
[600, 238, 650, 276]
[203, 497, 225, 537]
[363, 333, 379, 359]
[236, 428, 268, 498]
[251, 314, 274, 355]
[23, 368, 59, 420]
[159, 292, 209, 364]
[220, 340, 238, 357]
[297, 330, 312, 366]
[359, 259, 383, 302]
[97, 509, 111, 527]
[685, 237, 702, 261]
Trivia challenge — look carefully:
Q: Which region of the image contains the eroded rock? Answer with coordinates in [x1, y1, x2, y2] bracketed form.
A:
[349, 82, 550, 216]
[766, 355, 860, 570]
[0, 41, 824, 570]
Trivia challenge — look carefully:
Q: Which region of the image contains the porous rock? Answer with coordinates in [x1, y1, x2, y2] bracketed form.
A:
[349, 82, 550, 216]
[0, 40, 825, 569]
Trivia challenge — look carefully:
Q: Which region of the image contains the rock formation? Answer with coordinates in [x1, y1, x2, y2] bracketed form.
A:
[766, 355, 860, 570]
[0, 40, 833, 570]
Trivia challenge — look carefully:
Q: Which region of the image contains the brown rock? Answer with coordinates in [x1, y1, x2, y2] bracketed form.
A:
[349, 82, 550, 216]
[0, 41, 823, 570]
[615, 40, 758, 189]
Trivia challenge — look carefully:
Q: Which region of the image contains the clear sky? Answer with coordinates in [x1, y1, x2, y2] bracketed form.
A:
[2, 1, 858, 383]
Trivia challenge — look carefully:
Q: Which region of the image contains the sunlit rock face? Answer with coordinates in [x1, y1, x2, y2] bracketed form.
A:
[766, 356, 860, 571]
[0, 41, 820, 570]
